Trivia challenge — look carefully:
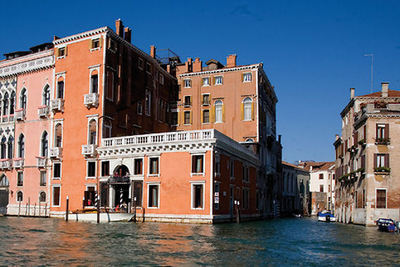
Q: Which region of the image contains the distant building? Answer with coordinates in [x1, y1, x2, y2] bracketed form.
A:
[298, 161, 335, 215]
[282, 162, 310, 216]
[334, 83, 400, 225]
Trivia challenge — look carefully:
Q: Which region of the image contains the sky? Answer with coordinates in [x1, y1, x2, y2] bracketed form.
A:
[1, 0, 399, 163]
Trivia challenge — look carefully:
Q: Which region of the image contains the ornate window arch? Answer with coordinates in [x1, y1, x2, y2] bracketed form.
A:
[7, 136, 13, 159]
[17, 191, 23, 202]
[0, 136, 6, 159]
[215, 100, 223, 123]
[18, 134, 24, 158]
[42, 85, 50, 106]
[10, 91, 15, 115]
[41, 131, 48, 157]
[3, 92, 9, 115]
[20, 88, 27, 110]
[243, 97, 253, 121]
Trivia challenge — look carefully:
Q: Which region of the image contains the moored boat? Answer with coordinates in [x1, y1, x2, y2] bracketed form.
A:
[317, 210, 336, 222]
[376, 218, 397, 232]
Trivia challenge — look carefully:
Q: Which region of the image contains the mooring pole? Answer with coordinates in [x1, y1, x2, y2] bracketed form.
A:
[28, 197, 30, 216]
[133, 196, 137, 222]
[96, 192, 100, 224]
[18, 200, 21, 217]
[235, 200, 240, 224]
[65, 196, 69, 222]
[34, 203, 36, 216]
[38, 202, 41, 217]
[45, 203, 47, 217]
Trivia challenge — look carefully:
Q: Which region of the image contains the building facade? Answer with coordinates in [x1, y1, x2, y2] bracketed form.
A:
[334, 83, 400, 225]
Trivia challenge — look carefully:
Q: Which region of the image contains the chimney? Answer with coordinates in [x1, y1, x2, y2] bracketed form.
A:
[167, 64, 171, 73]
[185, 58, 192, 73]
[350, 88, 355, 99]
[381, 82, 389, 97]
[193, 57, 202, 72]
[226, 54, 237, 67]
[278, 135, 282, 144]
[115, 19, 124, 37]
[124, 27, 131, 43]
[335, 134, 339, 141]
[150, 45, 156, 59]
[53, 35, 60, 41]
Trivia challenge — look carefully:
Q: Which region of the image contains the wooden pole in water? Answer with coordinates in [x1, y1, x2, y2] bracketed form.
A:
[65, 196, 69, 221]
[34, 203, 36, 216]
[235, 200, 240, 224]
[96, 192, 100, 224]
[18, 200, 21, 217]
[38, 202, 41, 217]
[45, 203, 47, 217]
[133, 196, 137, 223]
[28, 197, 30, 216]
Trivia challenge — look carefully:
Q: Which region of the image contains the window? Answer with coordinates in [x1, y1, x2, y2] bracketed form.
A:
[215, 156, 220, 175]
[230, 160, 235, 178]
[134, 158, 143, 175]
[148, 184, 159, 208]
[0, 136, 6, 159]
[215, 76, 223, 85]
[57, 80, 64, 99]
[184, 79, 191, 88]
[17, 172, 23, 186]
[10, 92, 15, 115]
[184, 96, 191, 107]
[88, 120, 97, 145]
[43, 85, 50, 106]
[52, 186, 60, 206]
[101, 161, 109, 176]
[53, 162, 61, 179]
[243, 73, 252, 82]
[171, 112, 178, 125]
[242, 188, 249, 209]
[40, 171, 46, 186]
[146, 62, 152, 74]
[184, 111, 191, 125]
[320, 185, 324, 192]
[376, 124, 389, 142]
[55, 124, 62, 147]
[319, 173, 324, 180]
[202, 77, 210, 86]
[133, 181, 143, 207]
[91, 73, 98, 94]
[20, 88, 27, 110]
[18, 134, 24, 158]
[3, 92, 9, 115]
[149, 157, 159, 175]
[192, 184, 204, 209]
[58, 47, 65, 57]
[17, 191, 23, 202]
[202, 94, 210, 105]
[138, 58, 144, 70]
[243, 166, 249, 182]
[214, 183, 220, 210]
[7, 137, 13, 159]
[137, 102, 143, 115]
[375, 154, 389, 169]
[41, 131, 48, 157]
[159, 73, 164, 85]
[87, 162, 96, 178]
[106, 71, 115, 100]
[215, 100, 223, 123]
[192, 155, 204, 174]
[243, 97, 252, 121]
[145, 90, 151, 116]
[39, 192, 46, 202]
[103, 120, 112, 138]
[91, 38, 100, 49]
[203, 110, 210, 123]
[376, 189, 386, 208]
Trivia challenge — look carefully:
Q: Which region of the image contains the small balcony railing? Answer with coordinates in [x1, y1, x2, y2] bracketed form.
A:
[15, 109, 25, 121]
[49, 147, 62, 158]
[13, 158, 24, 169]
[50, 99, 64, 112]
[84, 93, 99, 108]
[37, 157, 46, 168]
[375, 138, 390, 145]
[38, 105, 49, 118]
[82, 144, 97, 157]
[374, 167, 391, 174]
[0, 159, 12, 170]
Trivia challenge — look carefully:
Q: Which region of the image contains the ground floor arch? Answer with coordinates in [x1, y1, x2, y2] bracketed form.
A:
[0, 175, 9, 214]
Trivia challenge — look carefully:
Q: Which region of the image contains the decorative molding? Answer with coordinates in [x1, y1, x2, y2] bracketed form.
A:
[0, 56, 54, 78]
[179, 64, 260, 78]
[53, 27, 108, 45]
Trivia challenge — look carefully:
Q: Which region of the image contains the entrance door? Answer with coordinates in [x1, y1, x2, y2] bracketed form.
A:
[0, 175, 9, 214]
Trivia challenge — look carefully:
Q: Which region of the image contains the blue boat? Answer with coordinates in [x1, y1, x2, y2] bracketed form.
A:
[376, 218, 397, 232]
[317, 210, 336, 222]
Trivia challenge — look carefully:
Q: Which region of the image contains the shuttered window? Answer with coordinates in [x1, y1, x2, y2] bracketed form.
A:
[376, 189, 386, 208]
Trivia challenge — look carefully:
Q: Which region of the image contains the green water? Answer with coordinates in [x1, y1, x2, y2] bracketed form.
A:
[0, 216, 399, 266]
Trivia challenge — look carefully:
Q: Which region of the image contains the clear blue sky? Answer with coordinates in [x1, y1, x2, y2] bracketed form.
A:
[2, 0, 399, 163]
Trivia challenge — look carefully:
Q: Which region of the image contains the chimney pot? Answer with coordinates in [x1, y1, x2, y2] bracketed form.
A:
[150, 45, 156, 59]
[381, 82, 389, 97]
[124, 27, 131, 43]
[115, 19, 124, 37]
[226, 54, 237, 67]
[350, 88, 355, 99]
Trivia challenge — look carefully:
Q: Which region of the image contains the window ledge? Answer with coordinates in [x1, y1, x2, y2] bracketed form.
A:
[148, 174, 160, 177]
[147, 207, 159, 209]
[53, 177, 61, 180]
[57, 56, 65, 60]
[90, 47, 101, 52]
[191, 173, 205, 177]
[86, 176, 96, 180]
[191, 207, 205, 210]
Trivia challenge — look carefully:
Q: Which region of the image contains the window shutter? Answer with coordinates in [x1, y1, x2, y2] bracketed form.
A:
[385, 124, 389, 139]
[55, 48, 59, 57]
[222, 103, 225, 122]
[65, 45, 68, 56]
[201, 110, 203, 123]
[210, 105, 215, 123]
[178, 110, 182, 125]
[385, 154, 389, 168]
[100, 36, 103, 48]
[189, 96, 192, 106]
[363, 125, 366, 140]
[90, 39, 93, 49]
[241, 73, 244, 82]
[241, 103, 244, 121]
[211, 76, 215, 85]
[376, 124, 378, 139]
[190, 111, 193, 124]
[201, 78, 204, 86]
[374, 153, 377, 169]
[251, 101, 255, 120]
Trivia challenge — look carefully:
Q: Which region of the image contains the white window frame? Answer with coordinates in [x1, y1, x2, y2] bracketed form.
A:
[184, 79, 192, 88]
[87, 116, 98, 145]
[243, 97, 253, 121]
[90, 38, 101, 52]
[191, 153, 205, 176]
[191, 181, 205, 210]
[202, 77, 210, 87]
[57, 46, 66, 59]
[147, 182, 160, 209]
[148, 156, 160, 177]
[86, 160, 96, 179]
[243, 72, 252, 82]
[215, 100, 223, 123]
[88, 66, 100, 94]
[52, 185, 61, 207]
[215, 76, 223, 85]
[133, 157, 145, 177]
[53, 161, 62, 180]
[55, 73, 65, 99]
[54, 120, 64, 148]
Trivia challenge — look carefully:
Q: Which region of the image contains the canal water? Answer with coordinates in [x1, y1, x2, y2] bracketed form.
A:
[0, 216, 399, 266]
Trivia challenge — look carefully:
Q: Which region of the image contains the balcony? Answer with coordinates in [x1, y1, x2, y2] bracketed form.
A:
[13, 158, 24, 169]
[15, 109, 25, 121]
[375, 138, 390, 145]
[49, 147, 62, 158]
[374, 167, 391, 174]
[84, 93, 99, 108]
[82, 144, 97, 157]
[37, 157, 46, 168]
[0, 159, 12, 170]
[38, 105, 49, 118]
[50, 99, 64, 112]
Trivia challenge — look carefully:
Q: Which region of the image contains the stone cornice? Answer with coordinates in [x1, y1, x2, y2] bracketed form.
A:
[0, 55, 54, 78]
[179, 64, 260, 78]
[53, 27, 108, 45]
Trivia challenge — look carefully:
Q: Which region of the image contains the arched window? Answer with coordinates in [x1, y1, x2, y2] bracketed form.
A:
[10, 91, 15, 115]
[0, 136, 6, 159]
[243, 97, 253, 121]
[215, 100, 223, 123]
[7, 136, 13, 159]
[57, 79, 64, 99]
[39, 192, 46, 202]
[89, 120, 97, 145]
[0, 175, 9, 187]
[41, 131, 48, 157]
[55, 124, 62, 147]
[17, 191, 23, 202]
[3, 92, 9, 115]
[18, 134, 24, 158]
[42, 85, 50, 106]
[103, 120, 112, 138]
[20, 88, 27, 110]
[245, 138, 254, 143]
[90, 70, 99, 94]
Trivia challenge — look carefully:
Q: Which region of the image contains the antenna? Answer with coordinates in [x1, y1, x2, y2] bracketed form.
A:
[364, 54, 374, 93]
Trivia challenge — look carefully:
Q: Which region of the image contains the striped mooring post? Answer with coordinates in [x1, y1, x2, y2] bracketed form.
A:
[120, 189, 123, 207]
[94, 192, 98, 208]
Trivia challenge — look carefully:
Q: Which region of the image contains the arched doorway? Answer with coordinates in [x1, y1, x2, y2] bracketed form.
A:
[0, 175, 9, 214]
[108, 165, 131, 211]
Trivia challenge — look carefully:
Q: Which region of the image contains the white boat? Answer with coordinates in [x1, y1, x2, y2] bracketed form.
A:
[65, 212, 135, 223]
[317, 210, 336, 222]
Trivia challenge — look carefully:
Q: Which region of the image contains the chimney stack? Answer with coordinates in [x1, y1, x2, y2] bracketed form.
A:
[226, 54, 237, 67]
[124, 27, 131, 43]
[350, 88, 355, 99]
[150, 45, 156, 59]
[381, 82, 389, 97]
[115, 19, 124, 37]
[193, 57, 202, 72]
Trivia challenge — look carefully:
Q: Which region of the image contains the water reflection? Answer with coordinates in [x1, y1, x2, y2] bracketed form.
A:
[1, 217, 400, 266]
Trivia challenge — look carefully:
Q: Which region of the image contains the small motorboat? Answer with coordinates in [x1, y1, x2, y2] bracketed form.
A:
[293, 214, 302, 218]
[376, 218, 397, 232]
[317, 210, 336, 222]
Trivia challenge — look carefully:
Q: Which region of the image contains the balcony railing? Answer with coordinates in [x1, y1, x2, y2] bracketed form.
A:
[82, 144, 97, 157]
[84, 93, 99, 108]
[37, 157, 46, 168]
[0, 159, 12, 170]
[374, 167, 391, 173]
[50, 99, 64, 112]
[49, 147, 62, 158]
[15, 109, 25, 121]
[38, 105, 49, 118]
[13, 158, 24, 169]
[375, 138, 390, 145]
